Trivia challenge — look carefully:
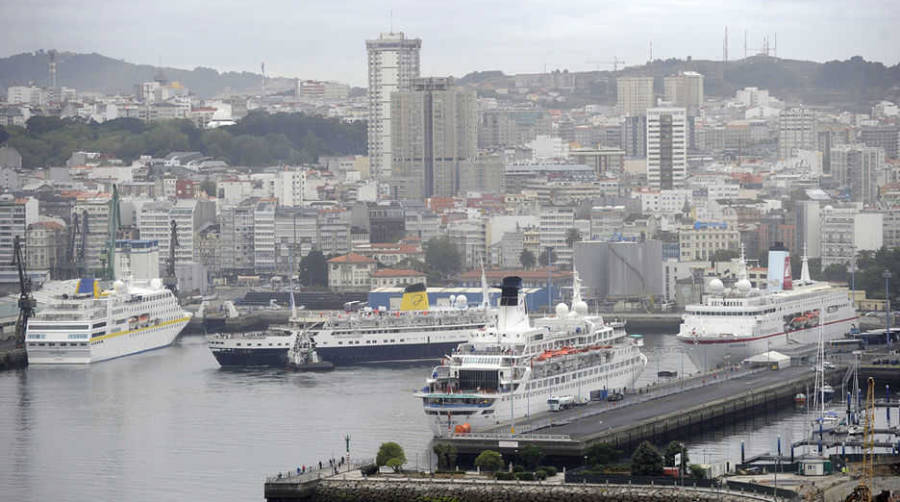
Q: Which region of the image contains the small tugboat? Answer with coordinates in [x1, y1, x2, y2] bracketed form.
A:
[287, 327, 333, 372]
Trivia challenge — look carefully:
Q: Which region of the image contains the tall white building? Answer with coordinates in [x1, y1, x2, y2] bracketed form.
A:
[617, 77, 654, 117]
[366, 32, 422, 183]
[275, 168, 307, 207]
[253, 201, 276, 274]
[778, 107, 817, 160]
[646, 107, 687, 189]
[539, 205, 575, 265]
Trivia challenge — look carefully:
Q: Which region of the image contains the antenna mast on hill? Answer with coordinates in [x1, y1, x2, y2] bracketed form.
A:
[723, 26, 728, 64]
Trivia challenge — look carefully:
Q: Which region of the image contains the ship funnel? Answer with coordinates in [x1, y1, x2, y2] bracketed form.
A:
[498, 276, 528, 330]
[766, 243, 791, 292]
[399, 283, 429, 311]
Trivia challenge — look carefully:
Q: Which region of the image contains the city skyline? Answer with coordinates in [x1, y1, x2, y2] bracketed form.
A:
[1, 0, 899, 86]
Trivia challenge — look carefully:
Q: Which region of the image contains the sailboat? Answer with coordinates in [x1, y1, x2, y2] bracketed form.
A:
[811, 299, 839, 432]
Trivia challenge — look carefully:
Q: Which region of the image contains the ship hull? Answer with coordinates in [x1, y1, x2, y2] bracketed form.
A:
[210, 347, 288, 367]
[28, 318, 189, 365]
[678, 316, 857, 371]
[317, 340, 462, 365]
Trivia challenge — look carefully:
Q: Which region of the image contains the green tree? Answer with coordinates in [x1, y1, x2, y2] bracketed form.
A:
[710, 249, 740, 262]
[519, 249, 536, 270]
[425, 236, 462, 282]
[630, 441, 664, 476]
[299, 250, 328, 288]
[0, 125, 9, 144]
[565, 228, 582, 249]
[539, 248, 557, 267]
[664, 441, 689, 469]
[518, 445, 543, 470]
[585, 442, 620, 467]
[199, 179, 217, 197]
[474, 450, 504, 473]
[822, 263, 848, 283]
[376, 442, 406, 473]
[689, 464, 706, 479]
[432, 443, 457, 471]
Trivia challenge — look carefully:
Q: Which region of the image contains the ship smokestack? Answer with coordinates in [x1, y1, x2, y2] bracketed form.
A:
[766, 243, 791, 291]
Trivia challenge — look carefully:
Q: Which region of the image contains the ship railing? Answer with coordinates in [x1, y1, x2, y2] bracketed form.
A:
[267, 457, 374, 482]
[444, 432, 573, 441]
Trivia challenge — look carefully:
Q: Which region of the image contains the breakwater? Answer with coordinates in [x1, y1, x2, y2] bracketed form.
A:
[265, 476, 776, 502]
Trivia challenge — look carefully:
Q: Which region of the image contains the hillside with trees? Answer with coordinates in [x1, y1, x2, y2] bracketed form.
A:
[0, 110, 366, 168]
[0, 50, 294, 97]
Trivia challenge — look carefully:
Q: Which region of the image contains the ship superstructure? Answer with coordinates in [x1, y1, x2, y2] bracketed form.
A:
[417, 273, 647, 434]
[676, 245, 857, 371]
[26, 277, 191, 364]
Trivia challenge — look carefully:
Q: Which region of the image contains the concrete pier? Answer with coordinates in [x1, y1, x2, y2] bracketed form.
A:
[434, 365, 846, 462]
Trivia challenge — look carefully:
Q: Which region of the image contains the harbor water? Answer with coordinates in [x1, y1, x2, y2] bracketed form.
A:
[0, 332, 884, 501]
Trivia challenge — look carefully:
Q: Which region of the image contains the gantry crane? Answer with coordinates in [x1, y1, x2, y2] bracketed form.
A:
[11, 236, 36, 352]
[163, 219, 178, 296]
[847, 377, 876, 502]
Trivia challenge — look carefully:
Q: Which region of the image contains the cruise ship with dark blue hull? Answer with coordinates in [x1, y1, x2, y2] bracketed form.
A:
[206, 282, 496, 368]
[316, 341, 464, 365]
[206, 329, 294, 367]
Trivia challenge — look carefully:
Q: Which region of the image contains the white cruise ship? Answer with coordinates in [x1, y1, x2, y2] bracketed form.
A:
[416, 273, 647, 434]
[26, 277, 191, 364]
[676, 245, 857, 371]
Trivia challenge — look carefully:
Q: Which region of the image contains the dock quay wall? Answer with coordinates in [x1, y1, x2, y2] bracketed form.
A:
[582, 370, 835, 451]
[265, 477, 776, 502]
[0, 347, 27, 371]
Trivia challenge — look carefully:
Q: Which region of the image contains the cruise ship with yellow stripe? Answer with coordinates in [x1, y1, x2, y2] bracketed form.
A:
[25, 277, 191, 364]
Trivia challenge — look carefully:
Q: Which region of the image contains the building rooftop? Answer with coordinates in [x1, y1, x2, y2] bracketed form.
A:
[328, 253, 376, 264]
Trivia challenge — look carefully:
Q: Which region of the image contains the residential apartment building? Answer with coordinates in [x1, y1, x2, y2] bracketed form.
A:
[539, 205, 575, 265]
[253, 201, 276, 274]
[219, 201, 256, 274]
[138, 199, 216, 272]
[71, 196, 112, 274]
[831, 144, 885, 204]
[860, 125, 899, 159]
[0, 196, 28, 280]
[366, 32, 422, 182]
[819, 206, 883, 268]
[778, 107, 817, 159]
[317, 208, 352, 257]
[616, 77, 654, 116]
[646, 107, 687, 189]
[390, 77, 477, 199]
[25, 221, 66, 273]
[663, 72, 704, 114]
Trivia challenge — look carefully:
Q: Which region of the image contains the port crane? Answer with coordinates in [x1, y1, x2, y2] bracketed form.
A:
[163, 219, 178, 296]
[11, 236, 36, 353]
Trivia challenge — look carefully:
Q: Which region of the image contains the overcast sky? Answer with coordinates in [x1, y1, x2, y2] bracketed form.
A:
[2, 0, 898, 86]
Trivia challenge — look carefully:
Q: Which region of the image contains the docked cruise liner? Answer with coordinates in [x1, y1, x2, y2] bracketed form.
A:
[416, 274, 647, 434]
[676, 245, 857, 371]
[26, 277, 191, 364]
[207, 282, 495, 367]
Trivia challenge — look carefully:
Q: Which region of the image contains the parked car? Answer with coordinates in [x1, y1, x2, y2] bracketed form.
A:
[607, 392, 624, 402]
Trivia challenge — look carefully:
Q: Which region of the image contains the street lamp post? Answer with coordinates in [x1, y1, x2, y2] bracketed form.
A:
[884, 270, 892, 347]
